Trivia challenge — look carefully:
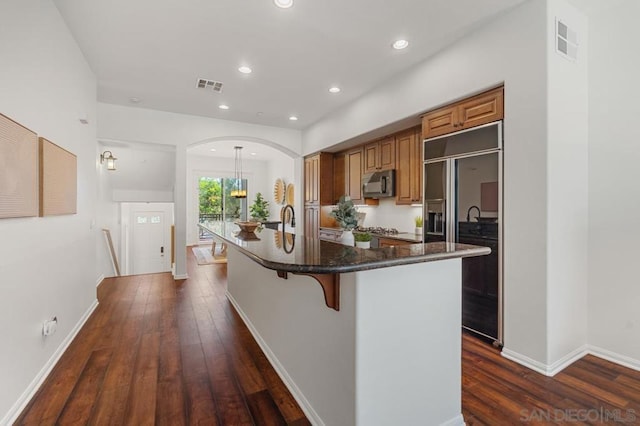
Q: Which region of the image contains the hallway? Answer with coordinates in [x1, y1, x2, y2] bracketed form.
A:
[16, 249, 309, 425]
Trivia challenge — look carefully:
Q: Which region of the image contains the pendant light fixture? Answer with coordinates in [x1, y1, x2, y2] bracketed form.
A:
[230, 146, 247, 198]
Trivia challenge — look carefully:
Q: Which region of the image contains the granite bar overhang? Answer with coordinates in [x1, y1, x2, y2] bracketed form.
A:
[200, 221, 490, 274]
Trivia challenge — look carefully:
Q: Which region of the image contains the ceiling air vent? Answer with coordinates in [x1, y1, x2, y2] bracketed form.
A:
[196, 78, 223, 93]
[555, 18, 578, 61]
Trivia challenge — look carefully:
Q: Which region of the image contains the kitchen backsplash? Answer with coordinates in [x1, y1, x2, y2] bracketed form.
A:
[321, 198, 422, 232]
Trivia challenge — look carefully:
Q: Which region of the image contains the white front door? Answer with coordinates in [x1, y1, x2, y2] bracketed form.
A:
[132, 211, 169, 274]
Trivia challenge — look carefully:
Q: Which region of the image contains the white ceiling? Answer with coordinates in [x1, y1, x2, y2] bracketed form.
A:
[188, 139, 285, 162]
[53, 0, 527, 130]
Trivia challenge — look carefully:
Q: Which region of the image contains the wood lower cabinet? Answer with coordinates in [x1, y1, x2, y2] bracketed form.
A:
[422, 87, 504, 139]
[377, 237, 413, 248]
[304, 205, 320, 239]
[395, 127, 422, 205]
[364, 137, 395, 173]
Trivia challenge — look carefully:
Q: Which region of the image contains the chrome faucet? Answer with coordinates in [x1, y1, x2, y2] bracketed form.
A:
[466, 205, 480, 222]
[281, 204, 296, 228]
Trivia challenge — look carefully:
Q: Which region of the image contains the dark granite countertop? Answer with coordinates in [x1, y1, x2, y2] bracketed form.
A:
[201, 221, 490, 274]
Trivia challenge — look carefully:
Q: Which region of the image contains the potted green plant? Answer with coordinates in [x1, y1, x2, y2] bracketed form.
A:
[330, 195, 358, 246]
[354, 232, 372, 249]
[414, 216, 423, 235]
[249, 192, 270, 223]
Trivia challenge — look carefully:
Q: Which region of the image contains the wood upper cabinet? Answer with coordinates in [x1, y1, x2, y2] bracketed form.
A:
[395, 127, 423, 205]
[422, 87, 504, 139]
[345, 148, 364, 203]
[304, 152, 333, 206]
[333, 152, 346, 203]
[364, 137, 395, 173]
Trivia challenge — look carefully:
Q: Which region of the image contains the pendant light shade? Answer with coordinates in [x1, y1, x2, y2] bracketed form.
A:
[231, 146, 247, 198]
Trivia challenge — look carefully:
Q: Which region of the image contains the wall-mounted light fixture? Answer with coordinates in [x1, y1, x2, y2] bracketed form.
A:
[100, 150, 117, 171]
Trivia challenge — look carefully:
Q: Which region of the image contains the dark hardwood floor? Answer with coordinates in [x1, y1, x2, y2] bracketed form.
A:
[16, 248, 640, 425]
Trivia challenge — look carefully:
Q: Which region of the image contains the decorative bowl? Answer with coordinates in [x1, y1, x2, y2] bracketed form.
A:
[236, 231, 261, 241]
[235, 221, 260, 233]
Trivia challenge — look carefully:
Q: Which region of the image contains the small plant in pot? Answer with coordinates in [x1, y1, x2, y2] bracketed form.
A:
[249, 192, 270, 223]
[414, 216, 423, 235]
[354, 232, 372, 249]
[330, 195, 358, 246]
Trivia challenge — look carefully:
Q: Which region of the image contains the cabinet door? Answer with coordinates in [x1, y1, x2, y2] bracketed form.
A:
[318, 152, 334, 205]
[379, 137, 395, 170]
[333, 153, 346, 203]
[304, 206, 319, 238]
[411, 128, 423, 203]
[421, 105, 459, 139]
[378, 238, 412, 247]
[395, 128, 421, 205]
[345, 148, 364, 203]
[395, 132, 414, 204]
[363, 143, 379, 173]
[459, 87, 504, 130]
[304, 155, 319, 205]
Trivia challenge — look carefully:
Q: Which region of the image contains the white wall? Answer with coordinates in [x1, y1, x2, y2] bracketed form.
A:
[588, 0, 640, 367]
[97, 103, 302, 277]
[267, 155, 296, 221]
[304, 0, 551, 364]
[0, 1, 97, 422]
[186, 154, 270, 245]
[545, 0, 589, 367]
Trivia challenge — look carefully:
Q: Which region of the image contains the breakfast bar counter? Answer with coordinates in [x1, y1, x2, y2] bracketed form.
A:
[200, 221, 487, 274]
[200, 221, 489, 426]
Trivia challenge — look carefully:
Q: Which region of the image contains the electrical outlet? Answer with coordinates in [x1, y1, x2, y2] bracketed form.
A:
[42, 317, 58, 336]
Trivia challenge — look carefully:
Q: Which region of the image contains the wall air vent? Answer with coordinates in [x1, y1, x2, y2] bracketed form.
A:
[556, 18, 578, 61]
[196, 78, 223, 93]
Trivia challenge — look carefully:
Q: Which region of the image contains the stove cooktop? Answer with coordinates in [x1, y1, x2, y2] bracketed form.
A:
[356, 226, 399, 235]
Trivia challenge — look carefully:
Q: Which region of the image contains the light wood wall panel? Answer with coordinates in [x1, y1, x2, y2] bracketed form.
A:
[39, 137, 77, 216]
[0, 113, 39, 219]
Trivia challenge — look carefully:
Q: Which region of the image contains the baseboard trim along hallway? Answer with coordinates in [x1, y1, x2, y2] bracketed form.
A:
[2, 299, 99, 425]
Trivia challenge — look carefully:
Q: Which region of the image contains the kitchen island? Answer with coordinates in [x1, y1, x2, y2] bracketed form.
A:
[201, 221, 489, 426]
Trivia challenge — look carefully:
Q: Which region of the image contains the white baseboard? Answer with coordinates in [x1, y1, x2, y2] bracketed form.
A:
[96, 274, 105, 287]
[173, 273, 188, 280]
[588, 345, 640, 372]
[226, 291, 323, 426]
[501, 345, 589, 377]
[1, 299, 99, 425]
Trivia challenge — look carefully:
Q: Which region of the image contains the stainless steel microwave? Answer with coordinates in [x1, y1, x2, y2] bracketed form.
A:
[362, 170, 395, 198]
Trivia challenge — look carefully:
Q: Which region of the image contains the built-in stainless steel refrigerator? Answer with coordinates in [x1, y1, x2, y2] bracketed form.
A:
[423, 122, 503, 346]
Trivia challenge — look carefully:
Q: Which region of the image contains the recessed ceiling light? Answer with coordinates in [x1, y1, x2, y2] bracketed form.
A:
[329, 87, 341, 94]
[256, 112, 264, 116]
[210, 148, 216, 152]
[238, 66, 252, 74]
[129, 97, 141, 103]
[219, 104, 229, 110]
[250, 152, 257, 156]
[289, 116, 298, 121]
[392, 39, 409, 50]
[274, 0, 293, 8]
